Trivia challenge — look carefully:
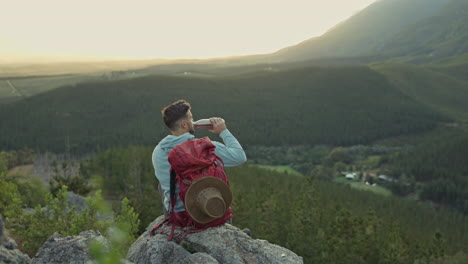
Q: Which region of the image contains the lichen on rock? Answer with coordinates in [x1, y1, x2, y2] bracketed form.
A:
[31, 230, 110, 264]
[127, 216, 304, 264]
[0, 214, 32, 264]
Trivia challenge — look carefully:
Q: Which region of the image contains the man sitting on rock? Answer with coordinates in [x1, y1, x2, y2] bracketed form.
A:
[152, 99, 247, 220]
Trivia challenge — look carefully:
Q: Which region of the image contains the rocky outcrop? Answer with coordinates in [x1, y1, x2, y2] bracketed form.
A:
[0, 215, 4, 242]
[0, 214, 32, 264]
[31, 230, 110, 264]
[66, 192, 89, 213]
[22, 192, 88, 215]
[127, 216, 303, 264]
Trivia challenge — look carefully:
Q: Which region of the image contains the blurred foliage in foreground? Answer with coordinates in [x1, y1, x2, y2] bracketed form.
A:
[0, 165, 139, 257]
[2, 146, 468, 263]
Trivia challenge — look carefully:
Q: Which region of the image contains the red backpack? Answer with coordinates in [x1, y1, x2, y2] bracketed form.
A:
[150, 137, 233, 241]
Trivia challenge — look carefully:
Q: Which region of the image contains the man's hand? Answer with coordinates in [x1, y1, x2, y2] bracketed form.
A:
[209, 117, 227, 134]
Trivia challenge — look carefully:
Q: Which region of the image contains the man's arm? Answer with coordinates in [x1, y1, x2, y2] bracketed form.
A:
[209, 117, 247, 167]
[213, 129, 247, 167]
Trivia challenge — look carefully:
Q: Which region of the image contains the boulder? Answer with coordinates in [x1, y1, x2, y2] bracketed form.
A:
[31, 230, 110, 264]
[127, 232, 219, 264]
[0, 214, 5, 243]
[66, 192, 89, 213]
[0, 214, 32, 264]
[0, 247, 31, 264]
[127, 216, 303, 264]
[23, 192, 112, 222]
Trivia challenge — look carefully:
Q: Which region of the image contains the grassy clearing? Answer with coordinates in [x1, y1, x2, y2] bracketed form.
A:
[334, 177, 392, 197]
[0, 59, 162, 77]
[0, 80, 21, 101]
[8, 75, 98, 97]
[253, 164, 303, 176]
[8, 164, 34, 176]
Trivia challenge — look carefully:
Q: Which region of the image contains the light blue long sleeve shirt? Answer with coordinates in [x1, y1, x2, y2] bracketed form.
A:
[152, 129, 247, 212]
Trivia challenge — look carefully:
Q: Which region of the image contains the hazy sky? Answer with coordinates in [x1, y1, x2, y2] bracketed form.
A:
[0, 0, 376, 60]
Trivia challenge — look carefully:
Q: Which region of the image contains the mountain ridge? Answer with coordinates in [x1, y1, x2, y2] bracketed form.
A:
[374, 0, 468, 63]
[271, 0, 452, 62]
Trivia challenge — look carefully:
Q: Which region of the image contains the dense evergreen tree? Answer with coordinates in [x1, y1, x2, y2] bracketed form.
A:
[382, 130, 468, 213]
[3, 146, 468, 262]
[80, 146, 162, 232]
[0, 66, 446, 153]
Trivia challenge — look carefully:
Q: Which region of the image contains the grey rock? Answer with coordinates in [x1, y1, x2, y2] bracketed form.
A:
[181, 225, 302, 264]
[32, 230, 110, 264]
[22, 192, 88, 216]
[3, 236, 18, 250]
[0, 247, 32, 264]
[127, 232, 192, 264]
[180, 253, 219, 264]
[0, 215, 3, 242]
[23, 193, 112, 222]
[67, 192, 89, 213]
[127, 216, 303, 264]
[0, 214, 32, 264]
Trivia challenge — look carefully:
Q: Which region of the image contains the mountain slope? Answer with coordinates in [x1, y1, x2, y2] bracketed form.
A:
[271, 0, 450, 62]
[0, 66, 446, 152]
[372, 62, 468, 121]
[375, 0, 468, 63]
[425, 52, 468, 81]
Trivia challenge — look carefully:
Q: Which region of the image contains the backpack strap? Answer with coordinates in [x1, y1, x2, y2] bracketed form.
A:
[215, 156, 224, 167]
[151, 169, 178, 238]
[169, 169, 177, 207]
[149, 218, 169, 236]
[167, 168, 178, 240]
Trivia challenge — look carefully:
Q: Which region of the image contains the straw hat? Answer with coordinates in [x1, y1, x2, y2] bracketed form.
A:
[185, 176, 232, 224]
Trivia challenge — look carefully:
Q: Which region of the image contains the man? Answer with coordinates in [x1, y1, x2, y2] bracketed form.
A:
[152, 100, 247, 217]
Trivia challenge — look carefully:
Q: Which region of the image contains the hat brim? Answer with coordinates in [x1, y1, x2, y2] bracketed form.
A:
[185, 176, 232, 224]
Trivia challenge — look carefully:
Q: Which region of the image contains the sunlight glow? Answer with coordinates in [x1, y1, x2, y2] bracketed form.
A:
[0, 0, 376, 60]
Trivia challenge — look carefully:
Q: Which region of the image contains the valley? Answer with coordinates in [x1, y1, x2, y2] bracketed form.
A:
[2, 0, 468, 263]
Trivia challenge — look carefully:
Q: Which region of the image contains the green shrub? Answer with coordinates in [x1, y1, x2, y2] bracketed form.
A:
[49, 161, 92, 196]
[111, 197, 140, 256]
[11, 187, 111, 256]
[13, 175, 48, 208]
[0, 174, 23, 219]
